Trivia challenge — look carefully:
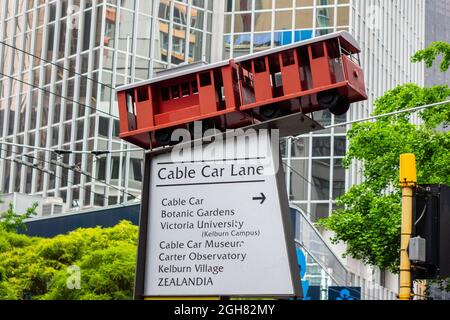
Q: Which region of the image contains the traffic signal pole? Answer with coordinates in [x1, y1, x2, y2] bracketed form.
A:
[399, 154, 417, 300]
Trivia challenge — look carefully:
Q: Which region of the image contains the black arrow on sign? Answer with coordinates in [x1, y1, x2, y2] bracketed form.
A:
[252, 193, 266, 204]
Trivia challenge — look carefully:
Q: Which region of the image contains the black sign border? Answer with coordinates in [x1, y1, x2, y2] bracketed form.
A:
[134, 135, 302, 299]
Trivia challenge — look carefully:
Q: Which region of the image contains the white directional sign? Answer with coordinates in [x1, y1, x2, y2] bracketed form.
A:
[144, 132, 300, 297]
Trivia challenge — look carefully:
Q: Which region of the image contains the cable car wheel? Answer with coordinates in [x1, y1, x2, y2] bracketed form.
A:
[329, 96, 350, 116]
[155, 128, 176, 147]
[318, 92, 350, 116]
[187, 119, 219, 141]
[258, 105, 284, 121]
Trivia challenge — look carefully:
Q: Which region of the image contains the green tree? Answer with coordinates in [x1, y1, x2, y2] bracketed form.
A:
[318, 44, 450, 273]
[412, 41, 450, 72]
[0, 201, 38, 233]
[0, 221, 138, 300]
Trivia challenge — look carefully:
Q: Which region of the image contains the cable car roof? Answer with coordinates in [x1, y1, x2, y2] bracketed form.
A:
[117, 60, 230, 92]
[117, 31, 360, 92]
[235, 31, 360, 63]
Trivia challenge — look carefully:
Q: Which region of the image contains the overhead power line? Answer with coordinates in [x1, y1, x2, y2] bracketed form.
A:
[282, 160, 336, 204]
[0, 141, 50, 153]
[0, 40, 115, 91]
[288, 99, 450, 140]
[1, 145, 138, 200]
[323, 100, 450, 130]
[0, 71, 119, 120]
[0, 153, 114, 207]
[49, 156, 138, 201]
[0, 140, 142, 155]
[1, 99, 449, 155]
[0, 146, 138, 205]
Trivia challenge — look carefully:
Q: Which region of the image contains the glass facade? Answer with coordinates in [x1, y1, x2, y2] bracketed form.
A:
[292, 205, 397, 300]
[220, 0, 424, 224]
[216, 0, 423, 299]
[0, 0, 426, 299]
[223, 0, 350, 59]
[221, 0, 351, 222]
[424, 0, 450, 86]
[217, 1, 424, 298]
[0, 0, 213, 210]
[0, 0, 424, 217]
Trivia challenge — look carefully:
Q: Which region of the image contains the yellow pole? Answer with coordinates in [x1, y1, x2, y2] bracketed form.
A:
[399, 154, 417, 301]
[144, 297, 221, 300]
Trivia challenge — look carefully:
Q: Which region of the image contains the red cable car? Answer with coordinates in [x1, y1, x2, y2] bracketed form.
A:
[117, 31, 367, 149]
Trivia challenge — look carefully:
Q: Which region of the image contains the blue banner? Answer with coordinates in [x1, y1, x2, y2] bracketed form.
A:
[328, 287, 361, 300]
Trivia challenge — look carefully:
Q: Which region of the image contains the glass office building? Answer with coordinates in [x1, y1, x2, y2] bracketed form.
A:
[0, 0, 213, 208]
[213, 0, 424, 299]
[215, 0, 425, 223]
[424, 0, 450, 87]
[0, 0, 427, 299]
[0, 0, 426, 216]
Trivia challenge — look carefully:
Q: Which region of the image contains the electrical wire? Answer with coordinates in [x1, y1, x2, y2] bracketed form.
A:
[0, 139, 142, 155]
[287, 161, 404, 300]
[282, 160, 337, 204]
[0, 153, 123, 208]
[0, 99, 448, 155]
[1, 39, 433, 293]
[0, 146, 138, 203]
[48, 158, 138, 201]
[3, 146, 138, 200]
[414, 204, 427, 226]
[0, 141, 51, 153]
[323, 100, 449, 130]
[0, 40, 115, 91]
[0, 95, 447, 216]
[0, 71, 119, 120]
[48, 155, 138, 201]
[289, 99, 450, 141]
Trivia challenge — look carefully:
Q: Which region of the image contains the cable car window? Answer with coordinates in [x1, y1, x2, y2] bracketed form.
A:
[181, 83, 190, 97]
[192, 80, 199, 94]
[244, 76, 252, 86]
[282, 51, 295, 66]
[311, 43, 325, 59]
[232, 68, 239, 82]
[161, 87, 170, 101]
[171, 85, 180, 99]
[274, 72, 283, 87]
[137, 86, 149, 102]
[254, 58, 266, 73]
[126, 91, 135, 114]
[199, 72, 212, 87]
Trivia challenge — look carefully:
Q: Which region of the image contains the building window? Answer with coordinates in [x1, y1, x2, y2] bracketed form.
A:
[97, 157, 107, 181]
[132, 159, 143, 182]
[311, 159, 330, 201]
[312, 137, 331, 157]
[111, 157, 120, 180]
[98, 116, 110, 137]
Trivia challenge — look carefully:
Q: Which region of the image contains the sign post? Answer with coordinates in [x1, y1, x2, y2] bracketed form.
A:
[134, 130, 303, 299]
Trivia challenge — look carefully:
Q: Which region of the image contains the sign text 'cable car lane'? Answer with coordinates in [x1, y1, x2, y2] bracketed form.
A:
[156, 163, 265, 181]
